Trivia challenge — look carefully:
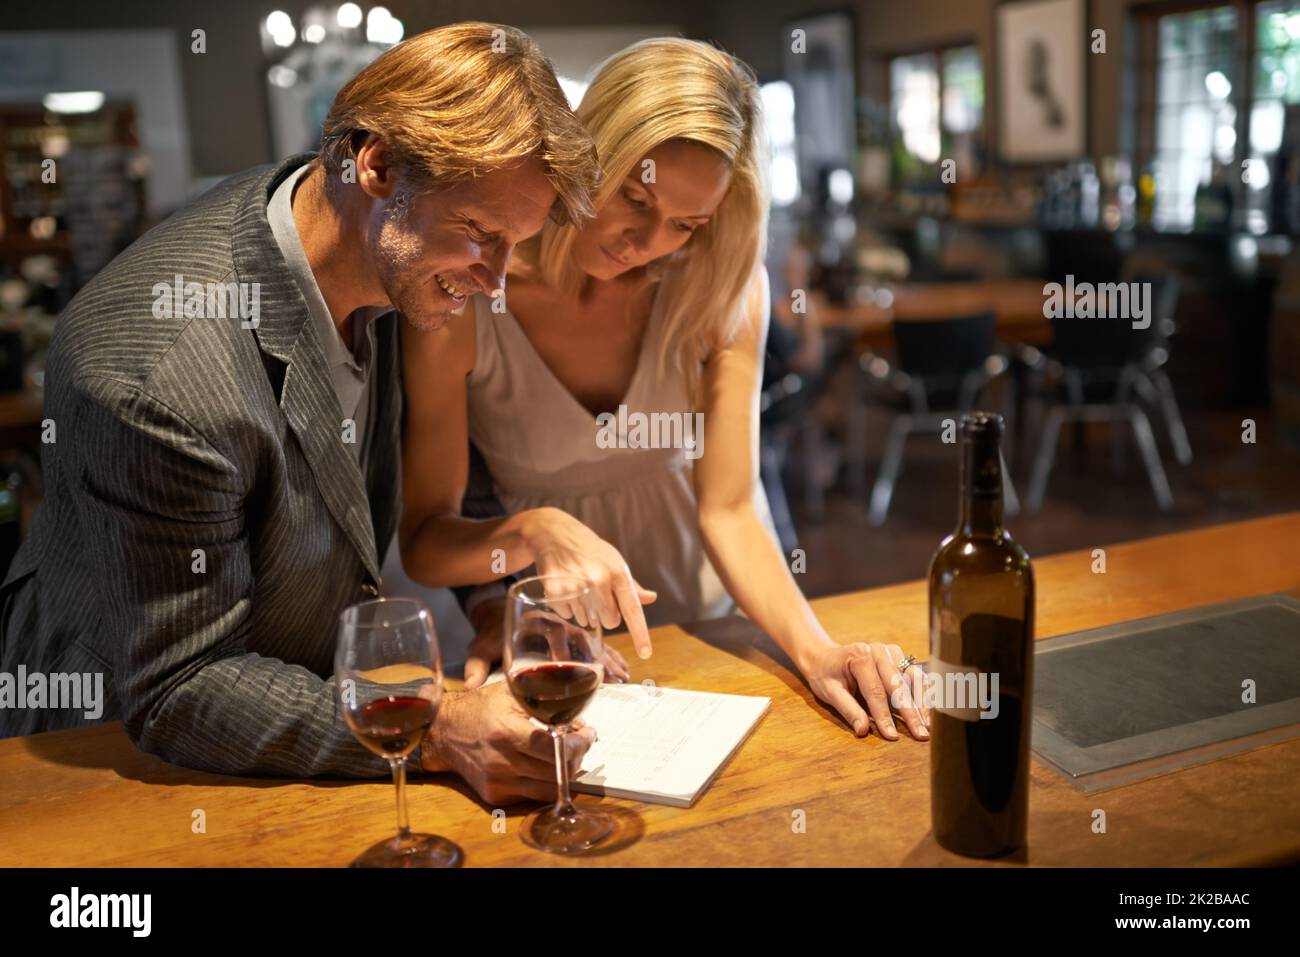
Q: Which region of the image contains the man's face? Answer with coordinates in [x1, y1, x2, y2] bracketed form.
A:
[366, 154, 557, 332]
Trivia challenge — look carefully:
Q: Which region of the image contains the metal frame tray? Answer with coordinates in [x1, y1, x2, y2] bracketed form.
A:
[1030, 594, 1300, 793]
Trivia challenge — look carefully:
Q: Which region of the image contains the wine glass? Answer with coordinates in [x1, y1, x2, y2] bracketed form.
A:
[336, 597, 463, 868]
[504, 575, 612, 854]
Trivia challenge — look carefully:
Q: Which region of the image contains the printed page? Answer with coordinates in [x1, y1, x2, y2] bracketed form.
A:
[571, 683, 770, 807]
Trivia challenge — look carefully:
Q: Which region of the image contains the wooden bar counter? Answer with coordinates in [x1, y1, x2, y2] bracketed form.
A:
[2, 514, 1298, 867]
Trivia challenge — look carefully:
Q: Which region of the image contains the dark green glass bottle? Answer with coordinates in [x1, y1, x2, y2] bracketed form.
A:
[927, 412, 1034, 857]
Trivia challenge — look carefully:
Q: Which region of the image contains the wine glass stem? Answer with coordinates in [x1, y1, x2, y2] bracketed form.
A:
[552, 729, 577, 818]
[390, 757, 411, 840]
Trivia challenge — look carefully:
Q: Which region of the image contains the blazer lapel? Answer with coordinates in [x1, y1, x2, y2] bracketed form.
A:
[282, 326, 382, 581]
[229, 153, 383, 585]
[366, 315, 403, 562]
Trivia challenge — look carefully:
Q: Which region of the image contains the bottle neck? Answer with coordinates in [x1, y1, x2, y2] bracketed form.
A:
[959, 437, 1004, 536]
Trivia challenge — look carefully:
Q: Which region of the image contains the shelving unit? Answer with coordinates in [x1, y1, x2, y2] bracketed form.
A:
[0, 103, 146, 284]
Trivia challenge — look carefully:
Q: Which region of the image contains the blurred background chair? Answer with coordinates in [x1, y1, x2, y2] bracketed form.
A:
[850, 311, 1016, 525]
[1019, 274, 1187, 513]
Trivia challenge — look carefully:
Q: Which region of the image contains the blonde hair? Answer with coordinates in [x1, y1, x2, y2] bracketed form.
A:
[320, 22, 600, 225]
[515, 37, 769, 396]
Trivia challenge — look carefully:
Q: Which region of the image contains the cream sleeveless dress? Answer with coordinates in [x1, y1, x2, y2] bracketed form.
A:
[466, 289, 778, 626]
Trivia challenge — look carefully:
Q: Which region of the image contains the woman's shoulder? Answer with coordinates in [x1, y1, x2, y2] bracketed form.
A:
[499, 277, 556, 331]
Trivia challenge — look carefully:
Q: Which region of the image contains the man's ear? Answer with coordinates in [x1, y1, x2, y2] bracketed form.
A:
[354, 133, 398, 201]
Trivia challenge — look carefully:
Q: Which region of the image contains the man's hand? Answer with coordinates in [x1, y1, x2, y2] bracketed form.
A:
[463, 596, 631, 689]
[419, 681, 597, 805]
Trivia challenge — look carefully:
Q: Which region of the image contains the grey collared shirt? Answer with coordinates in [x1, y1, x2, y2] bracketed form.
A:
[266, 161, 389, 473]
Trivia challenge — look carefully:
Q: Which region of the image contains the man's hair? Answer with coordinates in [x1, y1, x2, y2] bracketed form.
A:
[320, 22, 600, 225]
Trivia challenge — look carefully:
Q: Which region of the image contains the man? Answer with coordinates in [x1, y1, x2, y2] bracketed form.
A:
[0, 23, 601, 804]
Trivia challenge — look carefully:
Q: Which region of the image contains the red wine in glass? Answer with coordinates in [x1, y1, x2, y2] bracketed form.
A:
[508, 662, 602, 726]
[351, 696, 436, 760]
[336, 597, 463, 868]
[504, 576, 612, 854]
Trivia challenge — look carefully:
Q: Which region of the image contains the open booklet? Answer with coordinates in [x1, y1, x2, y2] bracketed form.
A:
[482, 672, 770, 808]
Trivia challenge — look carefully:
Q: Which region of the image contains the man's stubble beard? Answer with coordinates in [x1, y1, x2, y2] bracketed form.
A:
[371, 188, 454, 333]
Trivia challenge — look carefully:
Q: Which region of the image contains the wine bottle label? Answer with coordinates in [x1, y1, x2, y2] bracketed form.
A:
[923, 655, 1001, 722]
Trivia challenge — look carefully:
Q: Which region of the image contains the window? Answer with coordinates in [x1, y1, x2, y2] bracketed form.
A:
[892, 53, 942, 165]
[762, 80, 800, 206]
[1147, 6, 1240, 230]
[942, 46, 985, 138]
[1138, 0, 1300, 232]
[1249, 1, 1300, 228]
[888, 44, 984, 181]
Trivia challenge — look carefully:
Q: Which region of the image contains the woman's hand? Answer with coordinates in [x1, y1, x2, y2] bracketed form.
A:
[803, 642, 930, 741]
[520, 506, 657, 658]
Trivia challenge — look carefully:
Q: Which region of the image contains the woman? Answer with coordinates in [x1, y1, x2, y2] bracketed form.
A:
[400, 38, 928, 742]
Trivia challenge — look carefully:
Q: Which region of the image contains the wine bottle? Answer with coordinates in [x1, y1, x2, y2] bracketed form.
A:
[927, 412, 1034, 857]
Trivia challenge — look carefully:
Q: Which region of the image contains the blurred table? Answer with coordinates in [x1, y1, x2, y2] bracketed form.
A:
[817, 278, 1052, 351]
[2, 513, 1298, 866]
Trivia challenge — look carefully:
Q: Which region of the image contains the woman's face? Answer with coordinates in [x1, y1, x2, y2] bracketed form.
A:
[571, 139, 733, 281]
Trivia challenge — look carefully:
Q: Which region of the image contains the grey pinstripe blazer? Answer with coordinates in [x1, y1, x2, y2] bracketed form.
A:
[0, 154, 404, 778]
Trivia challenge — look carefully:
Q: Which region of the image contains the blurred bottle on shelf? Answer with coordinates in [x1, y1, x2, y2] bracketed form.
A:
[1193, 160, 1234, 231]
[1100, 156, 1136, 231]
[1075, 159, 1100, 228]
[1136, 161, 1157, 228]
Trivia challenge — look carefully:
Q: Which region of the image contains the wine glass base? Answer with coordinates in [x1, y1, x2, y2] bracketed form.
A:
[350, 832, 464, 868]
[520, 805, 614, 854]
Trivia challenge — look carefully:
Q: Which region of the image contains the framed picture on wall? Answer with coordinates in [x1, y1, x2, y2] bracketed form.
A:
[996, 0, 1087, 162]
